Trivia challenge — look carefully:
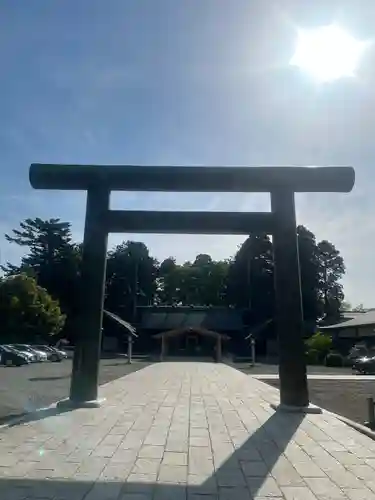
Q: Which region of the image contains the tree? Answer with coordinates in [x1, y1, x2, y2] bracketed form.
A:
[105, 241, 158, 321]
[157, 255, 230, 306]
[1, 218, 82, 341]
[226, 233, 274, 323]
[157, 257, 180, 304]
[317, 240, 345, 323]
[297, 225, 320, 330]
[0, 274, 65, 343]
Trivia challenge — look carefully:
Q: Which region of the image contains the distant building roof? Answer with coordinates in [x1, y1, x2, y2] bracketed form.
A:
[153, 327, 230, 341]
[321, 310, 375, 330]
[138, 306, 244, 332]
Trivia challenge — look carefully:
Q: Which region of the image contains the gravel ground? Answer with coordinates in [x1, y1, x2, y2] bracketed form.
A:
[235, 362, 354, 376]
[0, 358, 152, 425]
[265, 379, 375, 425]
[234, 363, 375, 425]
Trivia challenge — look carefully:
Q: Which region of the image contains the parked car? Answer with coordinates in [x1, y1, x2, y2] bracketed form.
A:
[0, 345, 29, 366]
[12, 344, 48, 362]
[353, 356, 375, 374]
[34, 345, 64, 362]
[5, 344, 37, 363]
[52, 347, 68, 359]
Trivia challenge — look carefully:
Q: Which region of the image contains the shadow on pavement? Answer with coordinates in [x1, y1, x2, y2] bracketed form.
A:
[6, 405, 73, 428]
[29, 376, 70, 382]
[0, 410, 304, 499]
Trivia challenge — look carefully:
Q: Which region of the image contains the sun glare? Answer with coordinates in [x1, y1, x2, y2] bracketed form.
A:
[290, 24, 367, 82]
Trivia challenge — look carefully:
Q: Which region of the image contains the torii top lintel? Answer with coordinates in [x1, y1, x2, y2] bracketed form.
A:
[29, 164, 355, 193]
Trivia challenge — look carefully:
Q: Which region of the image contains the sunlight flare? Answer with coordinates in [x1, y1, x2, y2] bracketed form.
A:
[290, 24, 367, 82]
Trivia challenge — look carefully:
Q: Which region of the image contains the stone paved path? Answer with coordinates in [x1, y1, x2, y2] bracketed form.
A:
[2, 362, 375, 499]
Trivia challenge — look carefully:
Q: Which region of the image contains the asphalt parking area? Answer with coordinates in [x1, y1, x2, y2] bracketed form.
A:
[0, 358, 153, 424]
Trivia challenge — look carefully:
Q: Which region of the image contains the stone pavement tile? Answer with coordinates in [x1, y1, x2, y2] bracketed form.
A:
[246, 476, 283, 497]
[187, 474, 217, 493]
[292, 460, 327, 478]
[190, 427, 210, 438]
[119, 494, 153, 500]
[189, 457, 215, 475]
[138, 445, 164, 459]
[99, 463, 133, 480]
[281, 486, 318, 500]
[325, 468, 363, 489]
[166, 440, 188, 453]
[188, 494, 218, 500]
[0, 461, 39, 478]
[237, 447, 263, 462]
[270, 457, 305, 486]
[346, 464, 375, 481]
[91, 445, 119, 458]
[343, 489, 375, 500]
[331, 452, 366, 466]
[0, 453, 20, 467]
[162, 452, 188, 466]
[240, 460, 269, 477]
[158, 464, 188, 484]
[304, 477, 347, 499]
[216, 468, 247, 487]
[84, 481, 123, 500]
[218, 486, 252, 499]
[111, 448, 138, 463]
[132, 458, 161, 475]
[143, 433, 168, 447]
[153, 484, 187, 500]
[189, 436, 211, 448]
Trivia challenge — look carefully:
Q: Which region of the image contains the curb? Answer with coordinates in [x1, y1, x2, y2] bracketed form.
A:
[322, 408, 375, 441]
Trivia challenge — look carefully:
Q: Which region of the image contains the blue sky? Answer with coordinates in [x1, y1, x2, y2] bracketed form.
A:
[0, 0, 374, 306]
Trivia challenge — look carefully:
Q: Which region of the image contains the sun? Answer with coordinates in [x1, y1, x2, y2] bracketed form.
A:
[290, 24, 367, 82]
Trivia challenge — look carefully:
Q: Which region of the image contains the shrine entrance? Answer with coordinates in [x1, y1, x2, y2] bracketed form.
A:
[29, 163, 354, 411]
[153, 327, 230, 362]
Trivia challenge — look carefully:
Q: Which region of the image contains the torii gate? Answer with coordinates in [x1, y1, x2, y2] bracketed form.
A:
[29, 164, 355, 412]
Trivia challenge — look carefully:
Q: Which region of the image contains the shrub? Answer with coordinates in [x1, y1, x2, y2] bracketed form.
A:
[325, 352, 343, 367]
[306, 349, 320, 365]
[306, 332, 332, 353]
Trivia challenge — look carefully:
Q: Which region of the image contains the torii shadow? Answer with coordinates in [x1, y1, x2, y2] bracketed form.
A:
[0, 409, 303, 499]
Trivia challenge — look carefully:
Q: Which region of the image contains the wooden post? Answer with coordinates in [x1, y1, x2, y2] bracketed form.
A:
[67, 186, 109, 406]
[127, 334, 132, 364]
[271, 189, 310, 410]
[216, 336, 222, 362]
[251, 338, 256, 367]
[160, 335, 165, 361]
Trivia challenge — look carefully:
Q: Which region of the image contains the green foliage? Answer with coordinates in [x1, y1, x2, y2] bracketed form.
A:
[305, 332, 332, 364]
[325, 352, 343, 367]
[158, 254, 230, 306]
[306, 349, 320, 365]
[226, 233, 274, 322]
[1, 218, 81, 341]
[0, 274, 65, 343]
[105, 241, 158, 320]
[317, 240, 345, 322]
[1, 217, 347, 345]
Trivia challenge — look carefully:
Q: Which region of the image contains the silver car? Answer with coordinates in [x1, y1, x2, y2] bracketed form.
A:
[12, 344, 48, 362]
[6, 344, 37, 363]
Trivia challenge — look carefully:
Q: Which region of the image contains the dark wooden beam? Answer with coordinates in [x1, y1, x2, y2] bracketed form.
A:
[30, 164, 355, 193]
[271, 188, 309, 408]
[106, 210, 275, 234]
